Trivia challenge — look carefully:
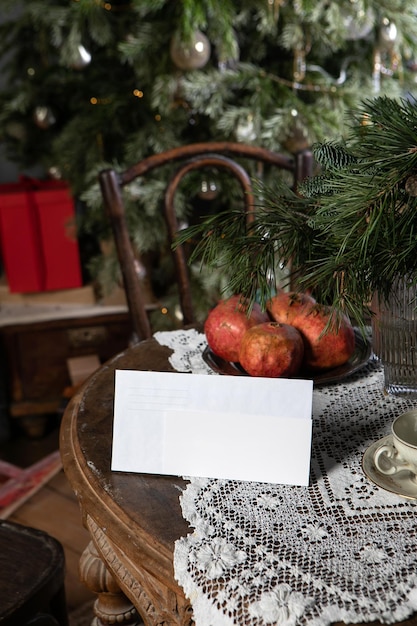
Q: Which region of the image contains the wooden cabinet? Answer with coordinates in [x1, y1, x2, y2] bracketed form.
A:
[0, 306, 132, 435]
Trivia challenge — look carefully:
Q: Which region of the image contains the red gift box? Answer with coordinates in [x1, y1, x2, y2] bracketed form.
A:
[0, 177, 82, 293]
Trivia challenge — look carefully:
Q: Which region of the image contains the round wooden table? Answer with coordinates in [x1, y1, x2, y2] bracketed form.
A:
[61, 333, 417, 626]
[60, 336, 193, 626]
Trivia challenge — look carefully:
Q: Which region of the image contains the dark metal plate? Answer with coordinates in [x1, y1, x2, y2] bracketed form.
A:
[202, 328, 372, 385]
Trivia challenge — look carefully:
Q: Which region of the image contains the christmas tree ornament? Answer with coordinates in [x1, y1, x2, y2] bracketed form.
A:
[379, 19, 397, 48]
[342, 7, 375, 40]
[217, 30, 240, 71]
[293, 48, 306, 82]
[198, 179, 218, 200]
[282, 108, 309, 152]
[69, 43, 92, 70]
[218, 55, 239, 72]
[170, 30, 211, 70]
[283, 125, 309, 154]
[115, 255, 155, 302]
[235, 114, 257, 142]
[188, 110, 199, 126]
[33, 106, 56, 129]
[372, 48, 382, 92]
[134, 258, 146, 280]
[48, 165, 63, 179]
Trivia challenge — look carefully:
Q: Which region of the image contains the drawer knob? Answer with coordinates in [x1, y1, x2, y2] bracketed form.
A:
[67, 326, 108, 348]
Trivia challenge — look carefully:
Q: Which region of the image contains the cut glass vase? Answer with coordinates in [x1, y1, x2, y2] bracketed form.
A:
[371, 277, 417, 396]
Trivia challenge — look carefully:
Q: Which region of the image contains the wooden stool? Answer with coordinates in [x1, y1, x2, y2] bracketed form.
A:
[0, 520, 68, 625]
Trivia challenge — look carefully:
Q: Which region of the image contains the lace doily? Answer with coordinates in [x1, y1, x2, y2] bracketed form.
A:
[155, 329, 417, 626]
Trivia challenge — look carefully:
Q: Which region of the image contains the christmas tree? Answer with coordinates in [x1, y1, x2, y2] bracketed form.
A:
[1, 0, 417, 319]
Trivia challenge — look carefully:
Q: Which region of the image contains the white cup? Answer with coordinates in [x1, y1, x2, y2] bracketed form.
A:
[374, 410, 417, 478]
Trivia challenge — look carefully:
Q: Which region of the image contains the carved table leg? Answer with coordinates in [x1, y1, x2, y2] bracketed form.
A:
[80, 541, 143, 625]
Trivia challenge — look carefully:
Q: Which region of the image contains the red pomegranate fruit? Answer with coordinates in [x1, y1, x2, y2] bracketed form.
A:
[238, 322, 304, 378]
[267, 290, 316, 324]
[291, 303, 355, 370]
[204, 295, 269, 362]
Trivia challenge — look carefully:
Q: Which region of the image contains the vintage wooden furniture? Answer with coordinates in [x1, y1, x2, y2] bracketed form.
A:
[0, 519, 68, 625]
[0, 304, 133, 437]
[99, 142, 313, 342]
[60, 335, 417, 626]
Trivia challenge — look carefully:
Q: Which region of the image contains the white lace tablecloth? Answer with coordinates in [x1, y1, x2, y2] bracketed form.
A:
[155, 328, 417, 626]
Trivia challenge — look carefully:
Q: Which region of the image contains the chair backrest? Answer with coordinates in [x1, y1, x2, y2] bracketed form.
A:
[99, 142, 313, 342]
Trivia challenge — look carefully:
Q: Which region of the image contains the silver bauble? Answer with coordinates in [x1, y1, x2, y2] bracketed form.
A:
[235, 115, 257, 142]
[380, 19, 398, 46]
[69, 44, 92, 70]
[198, 179, 218, 200]
[48, 165, 63, 180]
[170, 30, 211, 70]
[343, 7, 375, 40]
[33, 106, 56, 129]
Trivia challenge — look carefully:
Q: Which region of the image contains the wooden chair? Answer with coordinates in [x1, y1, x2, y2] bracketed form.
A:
[0, 520, 68, 625]
[99, 142, 313, 342]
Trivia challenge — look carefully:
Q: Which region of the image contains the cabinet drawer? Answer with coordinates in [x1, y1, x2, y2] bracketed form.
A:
[67, 325, 108, 348]
[0, 312, 132, 416]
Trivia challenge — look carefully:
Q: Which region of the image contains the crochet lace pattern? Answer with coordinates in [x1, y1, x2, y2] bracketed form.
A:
[155, 329, 417, 626]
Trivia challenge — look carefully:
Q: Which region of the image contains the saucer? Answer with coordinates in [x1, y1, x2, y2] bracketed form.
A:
[362, 435, 417, 500]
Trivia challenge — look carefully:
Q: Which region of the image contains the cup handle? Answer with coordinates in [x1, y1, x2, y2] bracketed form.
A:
[374, 442, 410, 475]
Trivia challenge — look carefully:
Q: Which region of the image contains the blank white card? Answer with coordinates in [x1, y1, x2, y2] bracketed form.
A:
[111, 370, 313, 486]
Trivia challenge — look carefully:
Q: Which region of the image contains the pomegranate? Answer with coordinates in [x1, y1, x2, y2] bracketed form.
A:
[267, 290, 316, 324]
[291, 303, 355, 370]
[238, 322, 304, 377]
[204, 295, 269, 362]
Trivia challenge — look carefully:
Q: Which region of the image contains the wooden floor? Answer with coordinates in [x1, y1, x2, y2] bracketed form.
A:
[0, 416, 95, 616]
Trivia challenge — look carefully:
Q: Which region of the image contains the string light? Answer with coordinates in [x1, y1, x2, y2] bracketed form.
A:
[259, 69, 347, 93]
[90, 92, 142, 105]
[307, 56, 359, 86]
[90, 96, 112, 105]
[73, 0, 131, 10]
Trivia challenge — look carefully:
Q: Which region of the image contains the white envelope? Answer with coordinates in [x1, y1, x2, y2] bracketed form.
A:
[111, 370, 313, 486]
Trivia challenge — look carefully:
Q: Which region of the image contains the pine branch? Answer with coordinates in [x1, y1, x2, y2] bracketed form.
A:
[176, 96, 417, 327]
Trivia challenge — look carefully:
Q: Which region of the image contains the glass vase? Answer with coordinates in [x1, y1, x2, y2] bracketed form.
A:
[371, 277, 417, 396]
